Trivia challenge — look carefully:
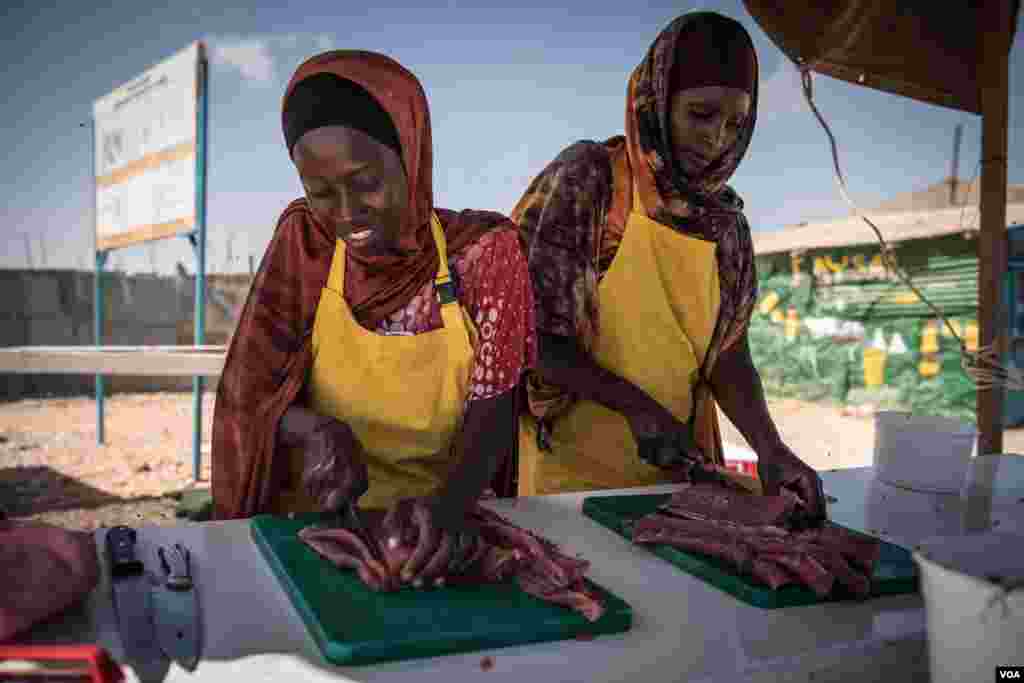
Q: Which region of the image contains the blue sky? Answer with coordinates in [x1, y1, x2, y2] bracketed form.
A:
[2, 0, 1022, 275]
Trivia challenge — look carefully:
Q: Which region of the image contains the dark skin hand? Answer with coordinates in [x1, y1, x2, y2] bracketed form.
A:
[381, 390, 518, 587]
[537, 332, 697, 460]
[277, 404, 370, 509]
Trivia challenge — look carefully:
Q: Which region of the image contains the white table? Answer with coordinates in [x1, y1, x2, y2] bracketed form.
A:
[25, 467, 968, 683]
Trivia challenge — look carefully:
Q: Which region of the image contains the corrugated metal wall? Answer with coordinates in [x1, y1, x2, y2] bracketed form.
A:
[750, 233, 981, 423]
[814, 241, 978, 322]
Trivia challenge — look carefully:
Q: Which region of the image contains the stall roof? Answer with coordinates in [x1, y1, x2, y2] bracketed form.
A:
[753, 202, 1024, 256]
[741, 0, 1019, 114]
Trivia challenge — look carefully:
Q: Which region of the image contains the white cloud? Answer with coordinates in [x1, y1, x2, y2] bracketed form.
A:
[207, 33, 337, 86]
[211, 39, 275, 84]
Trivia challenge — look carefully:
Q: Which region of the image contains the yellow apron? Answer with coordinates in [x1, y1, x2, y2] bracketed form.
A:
[518, 189, 722, 496]
[273, 214, 475, 512]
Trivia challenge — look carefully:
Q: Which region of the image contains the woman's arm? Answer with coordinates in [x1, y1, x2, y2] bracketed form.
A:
[710, 331, 826, 519]
[432, 390, 517, 515]
[277, 403, 335, 448]
[433, 223, 539, 510]
[708, 331, 783, 455]
[537, 332, 682, 438]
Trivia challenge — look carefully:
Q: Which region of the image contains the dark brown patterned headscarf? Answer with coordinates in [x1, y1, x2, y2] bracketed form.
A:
[513, 12, 761, 462]
[626, 11, 758, 239]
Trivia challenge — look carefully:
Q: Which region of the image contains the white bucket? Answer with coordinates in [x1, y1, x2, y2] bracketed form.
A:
[913, 533, 1024, 683]
[873, 411, 976, 493]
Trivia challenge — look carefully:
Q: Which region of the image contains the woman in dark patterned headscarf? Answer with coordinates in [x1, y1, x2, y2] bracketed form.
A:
[513, 11, 824, 518]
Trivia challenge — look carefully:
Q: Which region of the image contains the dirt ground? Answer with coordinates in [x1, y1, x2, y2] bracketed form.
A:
[3, 392, 1024, 531]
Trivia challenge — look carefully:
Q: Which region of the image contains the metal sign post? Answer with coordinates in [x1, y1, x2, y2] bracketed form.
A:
[95, 250, 107, 444]
[89, 42, 208, 479]
[88, 116, 108, 445]
[188, 55, 209, 481]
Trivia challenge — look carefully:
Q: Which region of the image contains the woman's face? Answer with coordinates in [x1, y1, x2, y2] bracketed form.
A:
[292, 125, 409, 255]
[669, 86, 751, 178]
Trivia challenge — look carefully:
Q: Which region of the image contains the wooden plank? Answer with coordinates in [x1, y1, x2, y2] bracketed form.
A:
[96, 216, 195, 251]
[976, 0, 1012, 455]
[96, 140, 195, 188]
[0, 346, 225, 377]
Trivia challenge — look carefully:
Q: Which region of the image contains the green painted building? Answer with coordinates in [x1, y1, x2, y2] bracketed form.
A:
[750, 179, 1024, 425]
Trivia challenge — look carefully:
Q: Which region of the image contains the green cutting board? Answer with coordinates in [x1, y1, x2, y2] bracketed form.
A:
[251, 512, 633, 666]
[582, 494, 918, 609]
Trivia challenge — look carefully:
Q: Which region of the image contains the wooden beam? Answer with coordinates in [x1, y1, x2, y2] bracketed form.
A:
[0, 346, 226, 377]
[976, 0, 1012, 455]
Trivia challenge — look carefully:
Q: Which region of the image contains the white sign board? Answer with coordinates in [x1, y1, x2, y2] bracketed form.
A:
[93, 42, 203, 251]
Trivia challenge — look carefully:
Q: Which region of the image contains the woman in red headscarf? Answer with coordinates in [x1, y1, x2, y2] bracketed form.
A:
[513, 12, 825, 518]
[212, 51, 536, 582]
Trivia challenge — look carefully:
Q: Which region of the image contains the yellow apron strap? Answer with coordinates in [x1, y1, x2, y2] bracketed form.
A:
[327, 237, 346, 293]
[332, 214, 455, 298]
[431, 213, 456, 304]
[632, 185, 645, 216]
[430, 213, 472, 344]
[431, 212, 452, 283]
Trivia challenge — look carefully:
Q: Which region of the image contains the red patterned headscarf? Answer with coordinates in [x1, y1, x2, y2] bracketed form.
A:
[282, 50, 494, 329]
[212, 51, 504, 519]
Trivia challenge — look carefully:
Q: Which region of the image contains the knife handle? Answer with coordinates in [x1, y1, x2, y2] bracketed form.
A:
[105, 526, 144, 577]
[159, 544, 193, 590]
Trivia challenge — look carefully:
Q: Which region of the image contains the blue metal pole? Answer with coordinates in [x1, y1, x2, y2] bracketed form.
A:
[86, 117, 107, 445]
[192, 51, 209, 482]
[95, 250, 107, 444]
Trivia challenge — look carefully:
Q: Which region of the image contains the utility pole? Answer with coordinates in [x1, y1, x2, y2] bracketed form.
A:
[22, 234, 33, 268]
[949, 123, 963, 205]
[226, 232, 234, 272]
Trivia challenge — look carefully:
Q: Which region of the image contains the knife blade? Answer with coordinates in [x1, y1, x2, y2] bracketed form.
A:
[105, 526, 168, 683]
[343, 501, 388, 565]
[151, 543, 201, 672]
[308, 499, 387, 567]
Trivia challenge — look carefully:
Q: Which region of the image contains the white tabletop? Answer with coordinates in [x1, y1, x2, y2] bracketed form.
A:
[23, 467, 979, 683]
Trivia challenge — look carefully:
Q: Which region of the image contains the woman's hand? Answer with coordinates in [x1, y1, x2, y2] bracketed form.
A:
[625, 404, 702, 469]
[381, 497, 479, 588]
[757, 443, 827, 524]
[301, 418, 370, 512]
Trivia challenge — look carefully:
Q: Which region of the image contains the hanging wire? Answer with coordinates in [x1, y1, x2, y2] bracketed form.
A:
[798, 67, 1023, 391]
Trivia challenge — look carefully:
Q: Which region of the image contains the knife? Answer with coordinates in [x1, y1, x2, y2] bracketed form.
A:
[309, 500, 386, 565]
[105, 527, 168, 683]
[151, 543, 201, 672]
[343, 501, 388, 566]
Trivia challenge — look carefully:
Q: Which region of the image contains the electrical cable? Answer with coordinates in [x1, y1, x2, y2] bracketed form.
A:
[798, 67, 1021, 391]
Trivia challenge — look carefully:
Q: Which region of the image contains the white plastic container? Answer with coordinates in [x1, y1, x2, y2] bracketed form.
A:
[960, 453, 1024, 535]
[872, 411, 977, 493]
[913, 533, 1024, 683]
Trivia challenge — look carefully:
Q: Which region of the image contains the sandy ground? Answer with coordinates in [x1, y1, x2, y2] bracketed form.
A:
[3, 392, 1023, 530]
